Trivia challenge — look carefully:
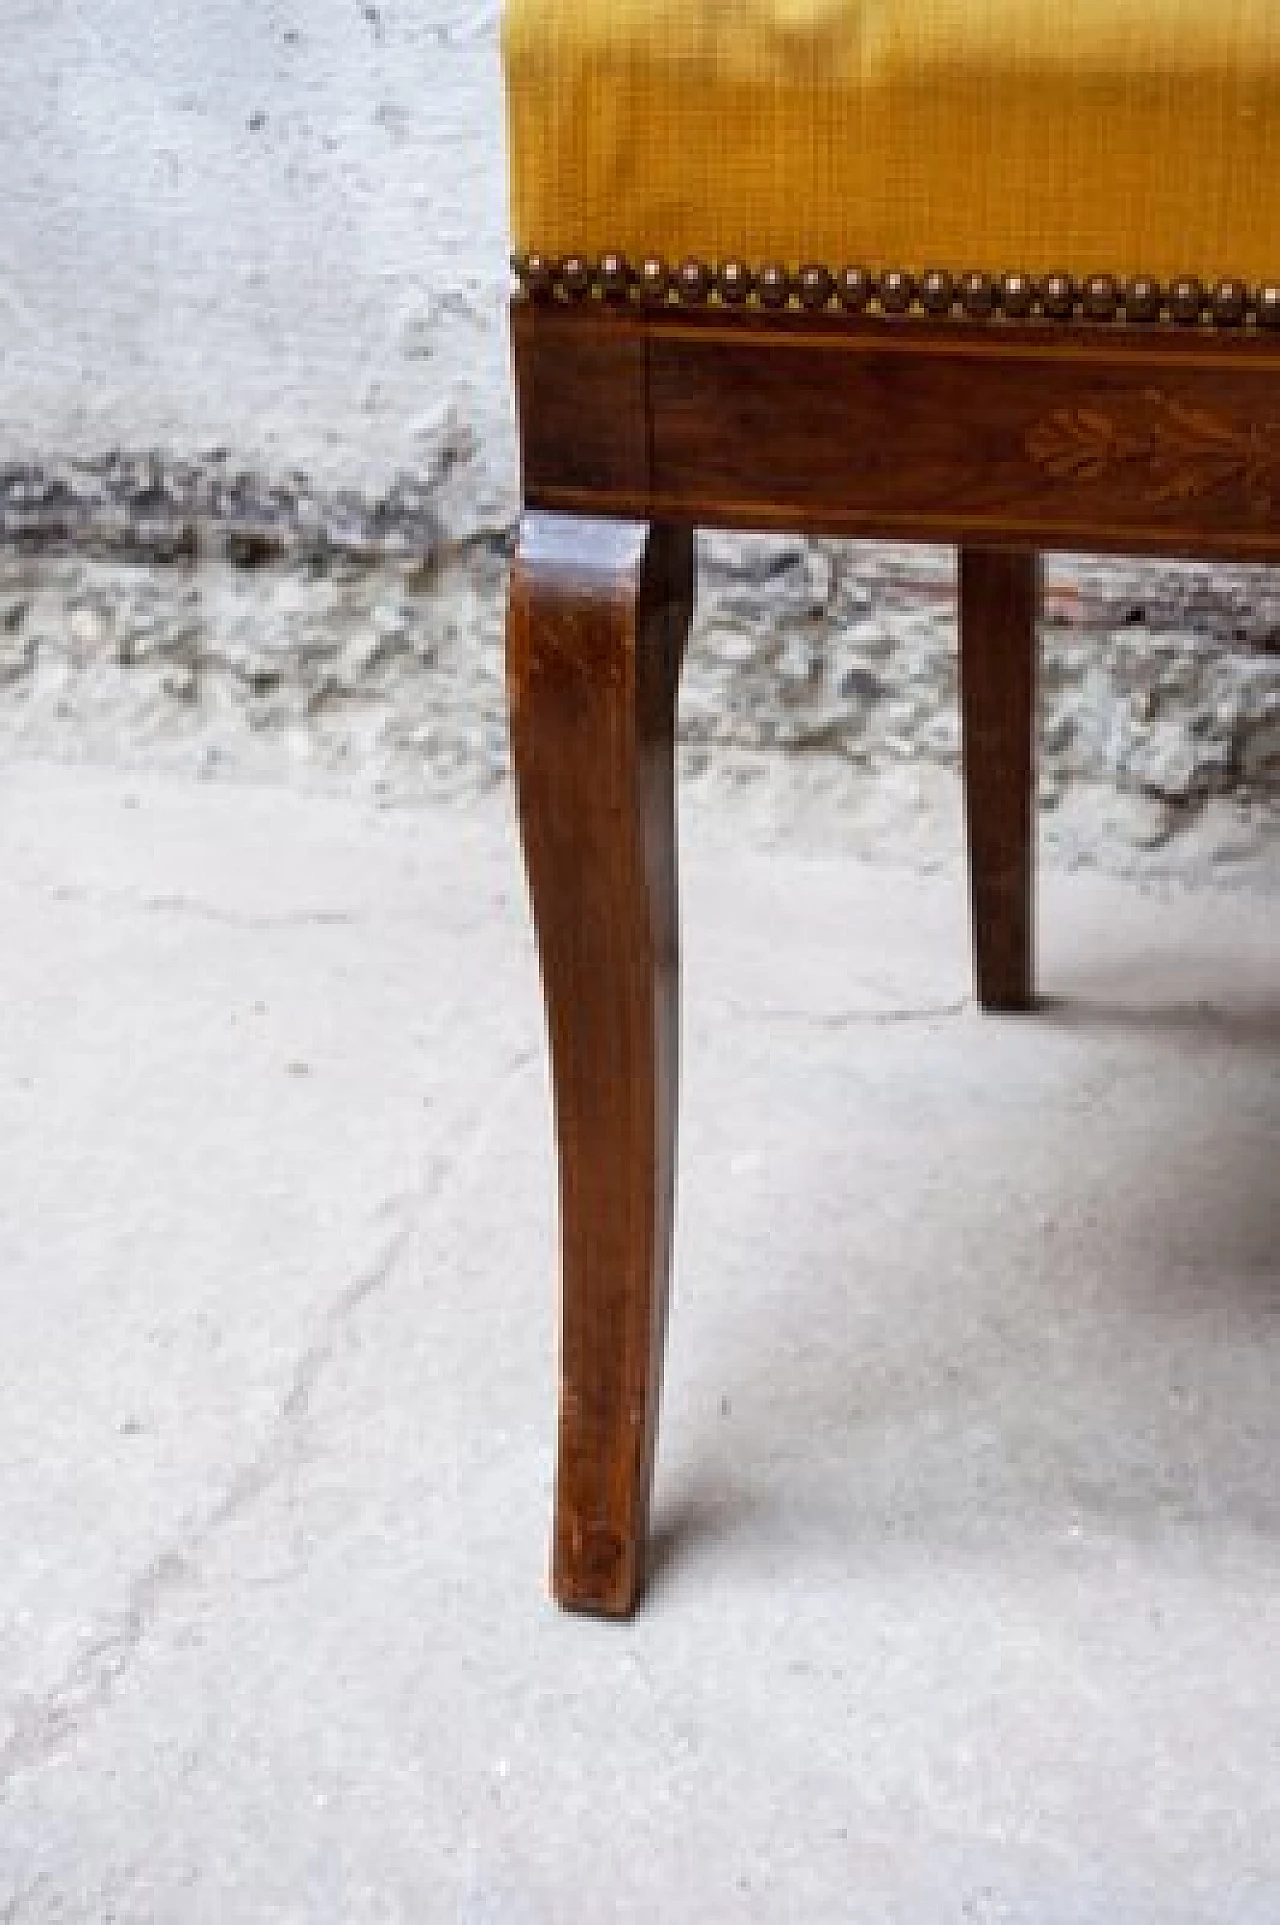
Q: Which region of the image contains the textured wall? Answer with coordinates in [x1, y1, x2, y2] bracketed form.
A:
[2, 0, 513, 509]
[2, 1, 1278, 859]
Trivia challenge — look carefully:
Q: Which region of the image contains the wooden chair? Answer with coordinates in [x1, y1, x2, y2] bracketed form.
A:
[500, 0, 1280, 1615]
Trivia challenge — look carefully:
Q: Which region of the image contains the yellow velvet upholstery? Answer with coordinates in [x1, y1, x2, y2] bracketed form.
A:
[502, 1, 1280, 284]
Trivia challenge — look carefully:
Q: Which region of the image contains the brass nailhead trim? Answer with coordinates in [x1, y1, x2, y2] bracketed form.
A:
[521, 253, 556, 300]
[560, 255, 593, 299]
[799, 264, 836, 311]
[640, 257, 671, 303]
[599, 253, 631, 301]
[1083, 275, 1120, 321]
[1002, 273, 1038, 319]
[837, 268, 872, 312]
[961, 272, 997, 318]
[513, 255, 1280, 331]
[1170, 278, 1206, 323]
[718, 261, 753, 305]
[757, 264, 792, 309]
[1125, 277, 1163, 323]
[678, 258, 713, 303]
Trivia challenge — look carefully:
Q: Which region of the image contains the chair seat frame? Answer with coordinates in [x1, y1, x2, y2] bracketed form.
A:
[506, 258, 1280, 1614]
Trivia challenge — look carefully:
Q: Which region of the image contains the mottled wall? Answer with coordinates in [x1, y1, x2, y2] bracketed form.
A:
[2, 1, 1278, 851]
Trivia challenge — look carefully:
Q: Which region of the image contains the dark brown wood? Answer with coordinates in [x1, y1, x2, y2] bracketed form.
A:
[507, 511, 695, 1617]
[510, 301, 648, 504]
[512, 301, 1280, 563]
[648, 321, 1280, 557]
[960, 549, 1042, 1012]
[506, 287, 1280, 1614]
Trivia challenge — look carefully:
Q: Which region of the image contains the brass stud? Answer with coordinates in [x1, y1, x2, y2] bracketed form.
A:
[798, 265, 835, 311]
[718, 261, 753, 305]
[1124, 277, 1162, 322]
[757, 264, 792, 309]
[1001, 273, 1037, 318]
[837, 268, 872, 312]
[561, 256, 593, 300]
[677, 259, 713, 305]
[1170, 277, 1205, 323]
[960, 272, 997, 318]
[520, 253, 555, 300]
[1212, 278, 1250, 326]
[521, 249, 1275, 333]
[639, 258, 671, 304]
[880, 269, 914, 314]
[1083, 274, 1119, 321]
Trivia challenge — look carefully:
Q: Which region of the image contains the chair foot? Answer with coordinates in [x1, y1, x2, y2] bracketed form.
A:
[507, 512, 695, 1617]
[959, 547, 1041, 1013]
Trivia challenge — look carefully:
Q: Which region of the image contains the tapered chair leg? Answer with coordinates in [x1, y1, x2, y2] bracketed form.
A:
[959, 548, 1042, 1012]
[507, 512, 695, 1617]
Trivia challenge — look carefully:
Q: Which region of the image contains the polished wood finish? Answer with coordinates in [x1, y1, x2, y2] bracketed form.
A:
[507, 283, 1280, 1616]
[960, 549, 1042, 1011]
[512, 300, 1280, 563]
[513, 307, 648, 501]
[507, 512, 695, 1617]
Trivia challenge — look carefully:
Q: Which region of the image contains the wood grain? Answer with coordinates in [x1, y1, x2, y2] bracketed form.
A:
[506, 297, 1278, 1614]
[507, 512, 695, 1617]
[512, 301, 1280, 562]
[960, 549, 1042, 1012]
[511, 300, 649, 503]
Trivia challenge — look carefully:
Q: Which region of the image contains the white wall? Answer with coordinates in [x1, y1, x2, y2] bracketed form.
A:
[1, 0, 514, 503]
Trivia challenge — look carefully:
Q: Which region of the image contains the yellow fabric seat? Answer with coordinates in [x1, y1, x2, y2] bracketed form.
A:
[502, 0, 1280, 286]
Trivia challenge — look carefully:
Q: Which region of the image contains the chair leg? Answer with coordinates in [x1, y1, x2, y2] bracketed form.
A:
[507, 512, 695, 1617]
[959, 547, 1041, 1012]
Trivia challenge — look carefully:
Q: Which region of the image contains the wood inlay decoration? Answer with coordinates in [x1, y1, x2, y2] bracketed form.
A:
[1026, 391, 1280, 516]
[505, 232, 1280, 1616]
